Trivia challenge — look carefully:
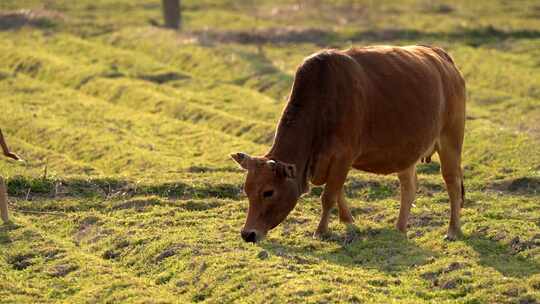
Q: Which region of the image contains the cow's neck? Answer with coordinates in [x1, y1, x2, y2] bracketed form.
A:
[265, 110, 314, 194]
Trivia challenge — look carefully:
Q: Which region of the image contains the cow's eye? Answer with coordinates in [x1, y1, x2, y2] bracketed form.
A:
[262, 190, 274, 198]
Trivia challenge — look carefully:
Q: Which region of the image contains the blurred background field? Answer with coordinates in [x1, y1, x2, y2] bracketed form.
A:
[0, 1, 539, 303]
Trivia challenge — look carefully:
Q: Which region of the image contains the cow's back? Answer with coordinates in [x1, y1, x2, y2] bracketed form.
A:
[344, 46, 465, 174]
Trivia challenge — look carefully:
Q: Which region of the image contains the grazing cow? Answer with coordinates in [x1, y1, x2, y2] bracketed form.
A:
[232, 45, 466, 243]
[1, 128, 21, 223]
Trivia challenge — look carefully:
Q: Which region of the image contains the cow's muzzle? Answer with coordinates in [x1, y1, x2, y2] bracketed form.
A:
[241, 229, 257, 243]
[241, 229, 266, 243]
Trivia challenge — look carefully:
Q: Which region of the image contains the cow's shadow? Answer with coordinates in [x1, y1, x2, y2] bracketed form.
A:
[0, 221, 19, 245]
[464, 233, 540, 278]
[261, 227, 540, 278]
[261, 227, 437, 275]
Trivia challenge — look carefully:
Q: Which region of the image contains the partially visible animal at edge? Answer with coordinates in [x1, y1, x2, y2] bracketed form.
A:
[231, 45, 466, 243]
[1, 128, 21, 223]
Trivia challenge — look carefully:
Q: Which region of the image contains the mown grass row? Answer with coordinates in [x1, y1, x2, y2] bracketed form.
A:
[1, 76, 537, 303]
[0, 33, 281, 144]
[0, 74, 260, 179]
[103, 28, 294, 100]
[0, 215, 186, 303]
[4, 183, 539, 303]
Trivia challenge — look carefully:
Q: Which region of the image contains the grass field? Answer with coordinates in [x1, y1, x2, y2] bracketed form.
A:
[0, 0, 539, 303]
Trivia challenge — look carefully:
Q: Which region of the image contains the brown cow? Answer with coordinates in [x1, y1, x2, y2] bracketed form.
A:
[1, 128, 21, 223]
[232, 45, 466, 243]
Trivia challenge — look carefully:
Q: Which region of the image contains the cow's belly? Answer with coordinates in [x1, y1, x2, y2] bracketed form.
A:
[352, 138, 435, 174]
[351, 99, 443, 174]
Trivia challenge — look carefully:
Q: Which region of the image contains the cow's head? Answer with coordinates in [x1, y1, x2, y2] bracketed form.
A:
[231, 152, 300, 243]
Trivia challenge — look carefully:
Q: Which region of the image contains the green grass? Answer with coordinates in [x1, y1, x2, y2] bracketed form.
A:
[0, 0, 539, 303]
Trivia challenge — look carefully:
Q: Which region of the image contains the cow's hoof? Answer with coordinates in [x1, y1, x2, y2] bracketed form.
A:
[444, 229, 462, 241]
[396, 224, 408, 235]
[1, 220, 18, 229]
[444, 234, 456, 241]
[313, 232, 324, 239]
[338, 211, 355, 224]
[313, 229, 328, 240]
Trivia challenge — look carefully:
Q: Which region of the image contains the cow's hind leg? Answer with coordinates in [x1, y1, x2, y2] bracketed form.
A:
[337, 190, 354, 224]
[0, 177, 9, 223]
[396, 165, 417, 233]
[438, 131, 465, 241]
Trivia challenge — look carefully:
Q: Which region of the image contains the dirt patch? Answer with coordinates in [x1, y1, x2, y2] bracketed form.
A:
[79, 216, 100, 228]
[367, 279, 388, 287]
[0, 9, 63, 30]
[284, 216, 310, 225]
[410, 230, 425, 238]
[154, 243, 188, 263]
[440, 278, 459, 289]
[507, 177, 540, 193]
[408, 213, 444, 229]
[488, 230, 507, 241]
[273, 248, 312, 265]
[519, 115, 540, 140]
[445, 262, 467, 272]
[181, 200, 222, 211]
[102, 249, 120, 260]
[40, 248, 65, 261]
[509, 235, 539, 254]
[518, 295, 538, 304]
[48, 263, 79, 277]
[111, 197, 162, 211]
[0, 70, 11, 81]
[420, 270, 439, 282]
[139, 71, 190, 84]
[502, 287, 524, 297]
[7, 253, 35, 270]
[193, 27, 335, 46]
[422, 3, 455, 14]
[185, 166, 242, 174]
[420, 262, 469, 287]
[114, 239, 130, 249]
[73, 215, 111, 245]
[490, 177, 540, 195]
[351, 206, 378, 216]
[418, 182, 445, 197]
[257, 250, 269, 260]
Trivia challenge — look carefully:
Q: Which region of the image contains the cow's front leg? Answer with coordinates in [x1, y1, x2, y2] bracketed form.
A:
[314, 158, 351, 238]
[314, 186, 336, 237]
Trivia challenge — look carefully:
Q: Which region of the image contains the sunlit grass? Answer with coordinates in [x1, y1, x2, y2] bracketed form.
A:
[0, 0, 539, 303]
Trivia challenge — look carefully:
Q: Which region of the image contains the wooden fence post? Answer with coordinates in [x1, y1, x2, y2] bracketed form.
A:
[0, 177, 9, 223]
[162, 0, 181, 30]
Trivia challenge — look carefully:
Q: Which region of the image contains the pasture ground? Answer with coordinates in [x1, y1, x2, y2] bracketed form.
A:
[0, 1, 539, 303]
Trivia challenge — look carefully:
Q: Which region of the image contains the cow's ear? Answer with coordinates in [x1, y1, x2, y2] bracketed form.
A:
[230, 152, 252, 170]
[266, 160, 296, 179]
[284, 163, 296, 179]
